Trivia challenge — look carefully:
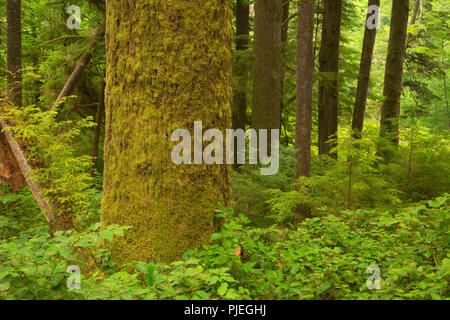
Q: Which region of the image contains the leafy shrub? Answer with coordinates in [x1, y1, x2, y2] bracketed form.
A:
[0, 104, 97, 225]
[268, 135, 402, 221]
[12, 196, 445, 300]
[385, 127, 450, 201]
[231, 146, 295, 226]
[0, 217, 128, 299]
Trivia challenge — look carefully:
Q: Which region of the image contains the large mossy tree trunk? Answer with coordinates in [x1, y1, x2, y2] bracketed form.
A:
[232, 0, 250, 134]
[6, 0, 22, 108]
[317, 0, 342, 159]
[294, 0, 314, 219]
[379, 0, 409, 149]
[252, 0, 283, 135]
[102, 0, 232, 264]
[351, 0, 380, 139]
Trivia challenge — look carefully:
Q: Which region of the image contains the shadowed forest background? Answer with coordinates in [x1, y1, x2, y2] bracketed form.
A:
[0, 0, 449, 300]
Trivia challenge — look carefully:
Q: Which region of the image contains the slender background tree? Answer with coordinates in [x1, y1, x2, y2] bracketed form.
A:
[294, 0, 314, 218]
[351, 0, 380, 139]
[232, 0, 250, 134]
[252, 0, 283, 143]
[6, 0, 22, 107]
[379, 0, 410, 149]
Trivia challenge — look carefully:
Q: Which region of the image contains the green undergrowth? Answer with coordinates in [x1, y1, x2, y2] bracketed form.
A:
[1, 194, 448, 300]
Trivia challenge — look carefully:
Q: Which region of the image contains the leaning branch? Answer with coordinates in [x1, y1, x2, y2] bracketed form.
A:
[0, 117, 61, 233]
[51, 20, 106, 112]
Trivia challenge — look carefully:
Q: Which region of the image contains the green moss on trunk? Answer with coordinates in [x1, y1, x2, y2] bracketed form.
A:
[102, 0, 232, 264]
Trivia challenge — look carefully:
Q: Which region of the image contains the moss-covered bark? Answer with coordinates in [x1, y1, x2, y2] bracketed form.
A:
[318, 0, 342, 159]
[232, 0, 250, 132]
[102, 0, 232, 264]
[252, 0, 282, 133]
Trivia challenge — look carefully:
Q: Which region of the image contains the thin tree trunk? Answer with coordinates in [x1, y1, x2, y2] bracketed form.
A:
[232, 2, 249, 131]
[405, 0, 421, 44]
[318, 0, 342, 159]
[444, 70, 450, 129]
[102, 0, 232, 264]
[91, 79, 106, 174]
[232, 0, 250, 167]
[281, 1, 290, 45]
[379, 0, 409, 148]
[232, 0, 250, 131]
[1, 106, 97, 271]
[294, 0, 314, 219]
[351, 0, 380, 139]
[6, 0, 22, 108]
[280, 0, 290, 133]
[313, 0, 321, 62]
[51, 20, 105, 112]
[252, 0, 283, 138]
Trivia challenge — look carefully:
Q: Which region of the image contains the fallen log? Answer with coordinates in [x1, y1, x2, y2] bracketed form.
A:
[0, 122, 26, 192]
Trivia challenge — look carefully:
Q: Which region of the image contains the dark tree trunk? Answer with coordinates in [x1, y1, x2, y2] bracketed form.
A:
[379, 0, 409, 147]
[6, 0, 22, 108]
[232, 0, 250, 133]
[252, 0, 283, 135]
[351, 0, 380, 139]
[318, 0, 342, 159]
[294, 0, 314, 218]
[443, 71, 449, 129]
[91, 79, 106, 174]
[280, 0, 290, 135]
